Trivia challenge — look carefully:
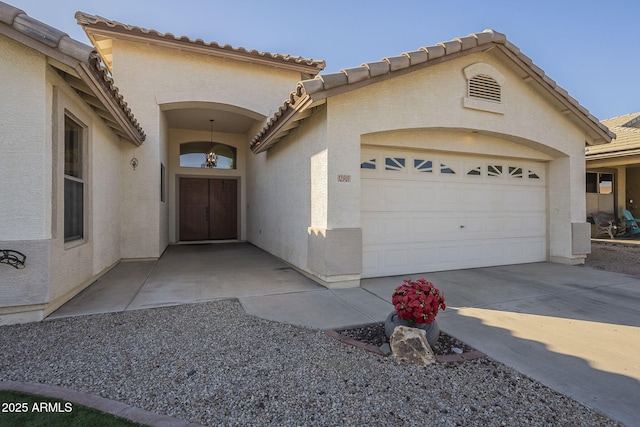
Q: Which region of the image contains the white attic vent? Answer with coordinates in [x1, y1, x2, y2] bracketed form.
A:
[463, 63, 506, 115]
[468, 74, 501, 103]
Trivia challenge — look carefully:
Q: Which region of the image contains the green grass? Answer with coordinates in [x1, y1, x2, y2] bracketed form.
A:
[0, 389, 147, 427]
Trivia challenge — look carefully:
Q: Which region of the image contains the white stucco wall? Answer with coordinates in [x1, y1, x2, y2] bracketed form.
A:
[0, 36, 51, 323]
[247, 108, 328, 273]
[108, 39, 305, 256]
[0, 35, 48, 241]
[48, 71, 126, 310]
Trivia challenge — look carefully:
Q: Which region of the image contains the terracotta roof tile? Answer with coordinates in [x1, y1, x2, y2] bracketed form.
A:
[457, 35, 478, 51]
[75, 12, 325, 75]
[250, 29, 614, 152]
[0, 1, 145, 144]
[343, 66, 370, 85]
[424, 44, 445, 60]
[405, 49, 428, 65]
[319, 72, 348, 90]
[386, 55, 410, 71]
[364, 61, 390, 77]
[439, 40, 462, 54]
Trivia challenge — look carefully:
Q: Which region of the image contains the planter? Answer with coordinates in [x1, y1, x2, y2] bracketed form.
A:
[384, 311, 440, 348]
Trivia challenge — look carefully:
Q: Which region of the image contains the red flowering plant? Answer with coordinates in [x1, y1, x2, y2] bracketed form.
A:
[391, 278, 446, 325]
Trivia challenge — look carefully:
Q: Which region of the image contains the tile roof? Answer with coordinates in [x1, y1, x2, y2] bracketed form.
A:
[250, 29, 614, 153]
[0, 1, 145, 145]
[601, 112, 640, 129]
[75, 12, 325, 76]
[587, 113, 640, 158]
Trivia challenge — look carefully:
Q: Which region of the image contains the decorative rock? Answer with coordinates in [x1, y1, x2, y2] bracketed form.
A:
[390, 326, 436, 365]
[379, 343, 392, 356]
[385, 311, 441, 348]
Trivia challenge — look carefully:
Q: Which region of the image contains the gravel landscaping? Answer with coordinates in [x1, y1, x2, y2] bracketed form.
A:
[584, 240, 640, 277]
[0, 298, 623, 426]
[1, 240, 636, 426]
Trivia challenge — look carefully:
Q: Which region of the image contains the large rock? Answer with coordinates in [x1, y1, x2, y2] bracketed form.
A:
[390, 326, 436, 365]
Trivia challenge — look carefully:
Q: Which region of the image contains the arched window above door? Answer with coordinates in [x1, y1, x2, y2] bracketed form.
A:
[179, 141, 237, 169]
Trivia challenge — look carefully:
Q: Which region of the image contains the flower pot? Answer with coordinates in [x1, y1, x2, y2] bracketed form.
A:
[384, 311, 440, 348]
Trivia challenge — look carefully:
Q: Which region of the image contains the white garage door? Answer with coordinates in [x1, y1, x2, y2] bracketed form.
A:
[361, 149, 547, 278]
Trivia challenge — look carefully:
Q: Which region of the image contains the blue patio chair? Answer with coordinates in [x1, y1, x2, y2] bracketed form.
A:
[621, 209, 640, 236]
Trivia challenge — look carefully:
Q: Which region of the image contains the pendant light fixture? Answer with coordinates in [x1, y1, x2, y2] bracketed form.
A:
[205, 119, 217, 168]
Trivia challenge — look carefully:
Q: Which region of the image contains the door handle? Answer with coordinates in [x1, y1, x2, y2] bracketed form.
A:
[206, 206, 210, 221]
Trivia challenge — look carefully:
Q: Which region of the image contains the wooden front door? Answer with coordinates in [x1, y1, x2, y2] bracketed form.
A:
[179, 178, 237, 241]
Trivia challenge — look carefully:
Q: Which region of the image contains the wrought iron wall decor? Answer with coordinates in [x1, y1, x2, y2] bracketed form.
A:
[0, 249, 26, 269]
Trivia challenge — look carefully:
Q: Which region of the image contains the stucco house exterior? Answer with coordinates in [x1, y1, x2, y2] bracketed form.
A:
[586, 113, 640, 223]
[0, 2, 613, 324]
[1, 3, 145, 324]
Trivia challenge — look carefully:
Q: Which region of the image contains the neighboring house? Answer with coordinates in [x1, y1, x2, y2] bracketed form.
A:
[1, 1, 613, 324]
[585, 113, 640, 224]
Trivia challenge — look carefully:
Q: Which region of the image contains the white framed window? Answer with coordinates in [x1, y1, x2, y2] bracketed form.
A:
[64, 116, 85, 242]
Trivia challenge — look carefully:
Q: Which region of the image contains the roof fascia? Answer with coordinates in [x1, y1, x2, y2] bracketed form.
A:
[587, 149, 640, 162]
[250, 45, 493, 152]
[1, 12, 144, 146]
[0, 24, 79, 71]
[305, 44, 493, 102]
[495, 45, 612, 144]
[82, 26, 323, 76]
[251, 94, 315, 154]
[75, 61, 144, 146]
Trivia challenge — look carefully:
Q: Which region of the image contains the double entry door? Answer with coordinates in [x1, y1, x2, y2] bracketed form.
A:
[179, 178, 237, 241]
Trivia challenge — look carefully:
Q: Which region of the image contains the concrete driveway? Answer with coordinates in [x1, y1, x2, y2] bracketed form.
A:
[50, 243, 640, 426]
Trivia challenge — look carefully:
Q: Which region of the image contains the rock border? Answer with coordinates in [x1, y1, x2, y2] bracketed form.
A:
[324, 329, 486, 363]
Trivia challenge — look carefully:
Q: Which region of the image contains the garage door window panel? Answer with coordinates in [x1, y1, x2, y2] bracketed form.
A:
[361, 157, 376, 170]
[385, 157, 406, 171]
[509, 166, 523, 178]
[414, 159, 433, 173]
[440, 163, 456, 174]
[466, 165, 482, 176]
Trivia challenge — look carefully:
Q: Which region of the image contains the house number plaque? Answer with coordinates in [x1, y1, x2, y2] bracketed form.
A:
[338, 174, 351, 183]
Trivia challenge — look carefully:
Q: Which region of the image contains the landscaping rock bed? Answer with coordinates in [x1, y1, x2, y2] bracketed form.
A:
[336, 322, 475, 356]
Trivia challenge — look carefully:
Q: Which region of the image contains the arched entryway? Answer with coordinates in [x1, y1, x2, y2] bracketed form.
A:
[160, 101, 265, 243]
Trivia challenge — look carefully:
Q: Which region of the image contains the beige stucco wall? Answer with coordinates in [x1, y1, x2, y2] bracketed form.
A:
[247, 107, 328, 275]
[108, 39, 305, 255]
[0, 35, 49, 241]
[48, 70, 128, 315]
[0, 34, 129, 324]
[0, 36, 51, 324]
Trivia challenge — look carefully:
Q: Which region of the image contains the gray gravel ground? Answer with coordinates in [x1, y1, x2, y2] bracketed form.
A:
[0, 299, 623, 426]
[584, 241, 640, 277]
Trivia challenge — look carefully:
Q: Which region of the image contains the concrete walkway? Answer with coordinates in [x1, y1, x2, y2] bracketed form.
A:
[49, 243, 640, 426]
